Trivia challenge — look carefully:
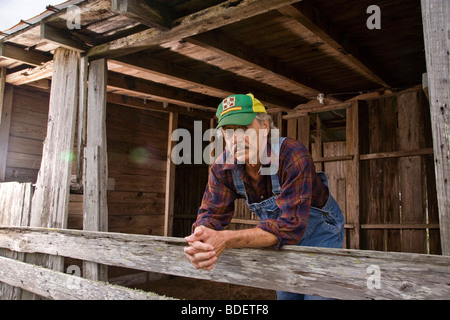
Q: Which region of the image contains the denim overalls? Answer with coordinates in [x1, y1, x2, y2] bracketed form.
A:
[231, 137, 345, 300]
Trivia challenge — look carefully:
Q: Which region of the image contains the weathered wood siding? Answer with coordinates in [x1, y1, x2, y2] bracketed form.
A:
[3, 87, 49, 183]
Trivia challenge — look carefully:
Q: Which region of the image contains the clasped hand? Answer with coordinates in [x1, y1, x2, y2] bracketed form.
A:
[184, 226, 226, 271]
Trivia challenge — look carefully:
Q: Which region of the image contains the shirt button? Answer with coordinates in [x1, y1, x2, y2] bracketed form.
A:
[260, 196, 264, 199]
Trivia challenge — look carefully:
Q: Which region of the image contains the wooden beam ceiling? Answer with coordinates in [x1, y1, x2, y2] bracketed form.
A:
[107, 71, 218, 111]
[185, 30, 340, 99]
[0, 43, 52, 67]
[87, 0, 303, 59]
[111, 0, 174, 30]
[110, 52, 298, 110]
[277, 1, 392, 88]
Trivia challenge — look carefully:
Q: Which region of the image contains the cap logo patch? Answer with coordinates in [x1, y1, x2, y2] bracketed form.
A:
[222, 97, 236, 110]
[220, 97, 242, 116]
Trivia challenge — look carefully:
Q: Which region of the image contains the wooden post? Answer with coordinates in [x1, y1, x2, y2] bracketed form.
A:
[0, 67, 13, 181]
[76, 55, 88, 184]
[421, 0, 450, 255]
[23, 48, 79, 299]
[346, 100, 360, 249]
[298, 115, 310, 150]
[29, 47, 79, 241]
[164, 112, 178, 237]
[83, 58, 108, 281]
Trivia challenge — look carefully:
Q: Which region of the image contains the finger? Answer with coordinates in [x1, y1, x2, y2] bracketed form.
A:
[184, 226, 206, 242]
[189, 240, 214, 252]
[196, 255, 218, 270]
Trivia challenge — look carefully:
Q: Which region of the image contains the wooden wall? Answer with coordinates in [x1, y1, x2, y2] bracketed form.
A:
[69, 103, 169, 236]
[4, 86, 49, 183]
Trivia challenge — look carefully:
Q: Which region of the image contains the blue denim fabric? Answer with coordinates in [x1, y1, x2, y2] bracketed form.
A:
[231, 138, 344, 300]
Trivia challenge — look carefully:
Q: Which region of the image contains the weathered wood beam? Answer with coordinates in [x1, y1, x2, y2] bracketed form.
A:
[84, 58, 108, 281]
[40, 23, 88, 52]
[87, 0, 303, 59]
[28, 48, 79, 273]
[164, 112, 177, 237]
[107, 92, 213, 119]
[0, 226, 449, 299]
[110, 54, 294, 110]
[185, 30, 338, 98]
[346, 100, 360, 249]
[107, 71, 218, 111]
[111, 0, 174, 30]
[0, 43, 52, 66]
[277, 2, 392, 88]
[5, 60, 53, 86]
[421, 0, 450, 255]
[0, 68, 13, 181]
[0, 256, 171, 300]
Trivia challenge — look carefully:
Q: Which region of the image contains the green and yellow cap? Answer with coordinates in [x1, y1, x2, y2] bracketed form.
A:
[216, 93, 267, 129]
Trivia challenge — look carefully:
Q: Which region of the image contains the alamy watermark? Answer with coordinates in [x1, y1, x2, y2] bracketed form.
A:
[366, 5, 381, 30]
[66, 5, 81, 30]
[170, 122, 280, 175]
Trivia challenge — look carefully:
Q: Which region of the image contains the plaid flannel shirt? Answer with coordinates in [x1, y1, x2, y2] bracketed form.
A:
[192, 137, 329, 250]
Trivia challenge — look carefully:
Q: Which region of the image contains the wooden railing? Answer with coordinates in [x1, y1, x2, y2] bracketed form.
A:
[0, 226, 449, 300]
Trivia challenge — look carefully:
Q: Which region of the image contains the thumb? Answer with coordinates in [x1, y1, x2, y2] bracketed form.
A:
[185, 226, 207, 242]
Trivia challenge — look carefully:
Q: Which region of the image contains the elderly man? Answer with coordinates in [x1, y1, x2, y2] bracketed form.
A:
[184, 93, 344, 300]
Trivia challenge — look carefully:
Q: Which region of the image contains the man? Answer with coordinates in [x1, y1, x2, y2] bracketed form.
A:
[184, 93, 344, 300]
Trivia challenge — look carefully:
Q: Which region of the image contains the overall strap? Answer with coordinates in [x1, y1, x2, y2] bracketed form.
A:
[269, 137, 286, 196]
[231, 166, 247, 197]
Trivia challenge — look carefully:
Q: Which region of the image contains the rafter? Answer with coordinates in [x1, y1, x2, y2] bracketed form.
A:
[277, 2, 392, 88]
[0, 43, 52, 67]
[185, 30, 340, 99]
[107, 71, 218, 111]
[87, 0, 303, 59]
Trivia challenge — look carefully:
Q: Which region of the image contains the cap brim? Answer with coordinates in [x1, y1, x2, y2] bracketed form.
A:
[216, 112, 257, 129]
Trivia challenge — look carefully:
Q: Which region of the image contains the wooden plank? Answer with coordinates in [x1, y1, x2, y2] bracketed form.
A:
[0, 226, 450, 299]
[186, 30, 335, 96]
[0, 80, 13, 181]
[111, 0, 173, 30]
[87, 0, 303, 59]
[84, 58, 108, 281]
[5, 60, 53, 86]
[0, 43, 52, 67]
[397, 91, 426, 253]
[27, 48, 79, 279]
[107, 71, 217, 111]
[360, 148, 433, 160]
[345, 100, 360, 249]
[40, 24, 88, 52]
[277, 2, 391, 88]
[421, 0, 450, 256]
[297, 116, 309, 150]
[76, 55, 88, 184]
[0, 256, 171, 300]
[164, 112, 177, 237]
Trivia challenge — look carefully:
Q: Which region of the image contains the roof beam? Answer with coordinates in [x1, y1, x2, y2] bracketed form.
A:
[111, 0, 174, 30]
[110, 52, 297, 110]
[40, 23, 89, 52]
[186, 30, 339, 99]
[0, 43, 52, 66]
[277, 2, 392, 88]
[107, 71, 218, 111]
[106, 93, 212, 119]
[87, 0, 303, 60]
[5, 60, 54, 86]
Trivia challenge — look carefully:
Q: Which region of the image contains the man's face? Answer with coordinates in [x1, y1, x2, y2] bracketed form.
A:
[220, 118, 269, 165]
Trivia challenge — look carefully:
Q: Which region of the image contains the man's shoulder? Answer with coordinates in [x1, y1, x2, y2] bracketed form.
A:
[279, 137, 312, 168]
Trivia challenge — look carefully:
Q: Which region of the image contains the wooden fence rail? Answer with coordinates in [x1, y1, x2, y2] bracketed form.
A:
[0, 226, 449, 300]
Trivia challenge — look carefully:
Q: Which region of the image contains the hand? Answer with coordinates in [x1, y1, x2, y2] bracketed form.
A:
[184, 226, 227, 270]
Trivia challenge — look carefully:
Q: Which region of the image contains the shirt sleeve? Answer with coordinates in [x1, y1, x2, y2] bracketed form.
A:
[192, 166, 236, 232]
[257, 154, 313, 250]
